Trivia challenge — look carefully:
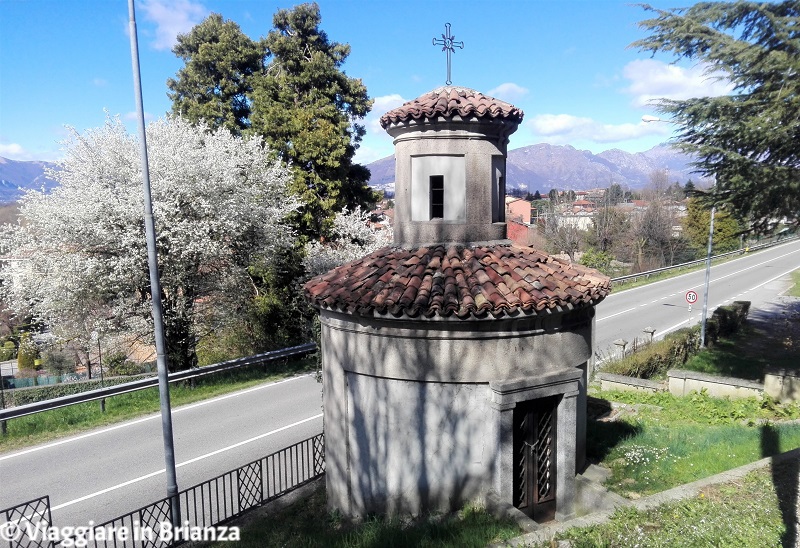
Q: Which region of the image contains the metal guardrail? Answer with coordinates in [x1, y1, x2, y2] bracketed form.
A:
[0, 342, 316, 421]
[609, 235, 798, 285]
[0, 433, 325, 548]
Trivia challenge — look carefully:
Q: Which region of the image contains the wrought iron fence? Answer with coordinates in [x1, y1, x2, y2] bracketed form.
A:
[0, 433, 324, 548]
[0, 495, 54, 548]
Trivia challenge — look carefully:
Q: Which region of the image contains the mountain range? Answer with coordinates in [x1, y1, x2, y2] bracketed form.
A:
[366, 143, 710, 193]
[0, 143, 707, 204]
[0, 157, 58, 203]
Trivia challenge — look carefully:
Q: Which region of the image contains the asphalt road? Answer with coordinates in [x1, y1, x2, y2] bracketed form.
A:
[595, 238, 800, 358]
[1, 238, 798, 528]
[0, 373, 324, 528]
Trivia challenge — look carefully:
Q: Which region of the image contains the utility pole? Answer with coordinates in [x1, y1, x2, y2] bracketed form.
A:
[700, 206, 716, 347]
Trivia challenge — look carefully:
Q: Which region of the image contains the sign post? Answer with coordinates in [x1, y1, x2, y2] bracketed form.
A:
[686, 290, 698, 313]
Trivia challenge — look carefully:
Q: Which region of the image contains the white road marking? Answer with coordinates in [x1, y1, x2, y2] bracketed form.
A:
[0, 373, 317, 462]
[645, 265, 800, 340]
[50, 413, 323, 512]
[597, 307, 637, 322]
[603, 245, 800, 300]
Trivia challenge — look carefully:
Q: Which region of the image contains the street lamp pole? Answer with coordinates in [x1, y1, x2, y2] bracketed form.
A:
[700, 206, 716, 347]
[128, 0, 180, 527]
[642, 114, 716, 346]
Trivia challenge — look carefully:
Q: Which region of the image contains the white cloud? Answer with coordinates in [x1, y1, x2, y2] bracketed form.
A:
[0, 142, 61, 162]
[354, 94, 407, 166]
[354, 145, 393, 166]
[0, 143, 28, 160]
[528, 113, 669, 144]
[92, 78, 108, 87]
[124, 111, 156, 122]
[140, 0, 207, 51]
[487, 83, 529, 102]
[623, 59, 734, 107]
[364, 94, 406, 135]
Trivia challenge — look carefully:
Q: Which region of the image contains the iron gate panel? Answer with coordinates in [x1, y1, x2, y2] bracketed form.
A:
[513, 396, 558, 522]
[1, 496, 54, 548]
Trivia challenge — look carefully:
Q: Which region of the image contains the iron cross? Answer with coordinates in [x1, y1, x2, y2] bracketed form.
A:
[432, 23, 464, 85]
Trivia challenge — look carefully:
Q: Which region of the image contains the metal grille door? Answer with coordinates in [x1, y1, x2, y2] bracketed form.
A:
[513, 396, 558, 522]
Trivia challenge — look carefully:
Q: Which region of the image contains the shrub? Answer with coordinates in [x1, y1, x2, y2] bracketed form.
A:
[603, 327, 700, 379]
[104, 352, 141, 376]
[17, 333, 38, 371]
[41, 347, 74, 375]
[0, 340, 16, 361]
[705, 300, 750, 345]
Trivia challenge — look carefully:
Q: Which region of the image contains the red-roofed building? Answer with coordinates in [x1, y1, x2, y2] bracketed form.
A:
[305, 85, 610, 522]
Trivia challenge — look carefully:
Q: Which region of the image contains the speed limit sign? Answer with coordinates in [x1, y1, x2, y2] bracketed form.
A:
[686, 290, 698, 304]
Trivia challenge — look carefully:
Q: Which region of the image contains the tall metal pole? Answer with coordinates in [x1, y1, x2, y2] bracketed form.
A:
[127, 0, 180, 527]
[699, 206, 716, 347]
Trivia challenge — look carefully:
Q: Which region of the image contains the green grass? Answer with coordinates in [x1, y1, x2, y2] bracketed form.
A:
[214, 484, 521, 548]
[682, 320, 799, 381]
[0, 357, 317, 453]
[588, 389, 800, 496]
[550, 462, 794, 547]
[790, 270, 800, 297]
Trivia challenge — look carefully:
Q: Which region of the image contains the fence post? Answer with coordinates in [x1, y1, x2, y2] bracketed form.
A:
[0, 370, 5, 435]
[614, 339, 628, 360]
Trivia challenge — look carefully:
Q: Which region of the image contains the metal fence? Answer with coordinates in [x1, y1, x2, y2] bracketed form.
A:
[0, 433, 324, 548]
[1, 495, 54, 548]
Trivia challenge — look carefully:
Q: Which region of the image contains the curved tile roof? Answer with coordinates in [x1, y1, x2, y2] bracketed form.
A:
[379, 86, 524, 128]
[304, 243, 611, 319]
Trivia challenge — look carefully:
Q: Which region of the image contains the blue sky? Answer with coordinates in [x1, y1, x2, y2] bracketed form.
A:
[0, 0, 731, 164]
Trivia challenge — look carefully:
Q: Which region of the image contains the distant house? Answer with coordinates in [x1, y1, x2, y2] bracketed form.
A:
[572, 199, 595, 213]
[505, 197, 532, 224]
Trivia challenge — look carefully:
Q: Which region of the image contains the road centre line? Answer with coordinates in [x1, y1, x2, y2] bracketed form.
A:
[599, 250, 800, 324]
[597, 307, 637, 322]
[684, 248, 800, 291]
[50, 413, 323, 512]
[651, 265, 799, 340]
[0, 373, 317, 462]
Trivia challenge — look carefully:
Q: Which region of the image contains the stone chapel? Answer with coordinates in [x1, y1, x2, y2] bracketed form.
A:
[304, 86, 611, 522]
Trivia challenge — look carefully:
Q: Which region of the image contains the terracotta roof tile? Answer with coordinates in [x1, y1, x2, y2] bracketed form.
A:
[380, 86, 524, 128]
[305, 243, 611, 319]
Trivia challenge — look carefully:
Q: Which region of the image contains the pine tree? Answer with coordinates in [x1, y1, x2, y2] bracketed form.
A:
[249, 3, 377, 240]
[633, 1, 800, 233]
[167, 14, 262, 135]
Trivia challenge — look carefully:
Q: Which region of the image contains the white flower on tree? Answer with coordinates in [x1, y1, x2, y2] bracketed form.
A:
[0, 116, 297, 371]
[303, 206, 393, 277]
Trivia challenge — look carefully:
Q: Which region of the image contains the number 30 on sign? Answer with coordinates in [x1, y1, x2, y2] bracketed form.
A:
[686, 290, 698, 304]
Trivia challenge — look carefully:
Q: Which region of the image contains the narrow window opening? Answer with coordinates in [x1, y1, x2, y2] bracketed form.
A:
[430, 175, 444, 219]
[494, 174, 506, 222]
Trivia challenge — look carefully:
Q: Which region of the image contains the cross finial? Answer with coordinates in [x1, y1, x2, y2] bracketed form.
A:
[432, 23, 464, 86]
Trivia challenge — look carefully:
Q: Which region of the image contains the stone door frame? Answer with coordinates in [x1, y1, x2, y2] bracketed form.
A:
[489, 368, 582, 522]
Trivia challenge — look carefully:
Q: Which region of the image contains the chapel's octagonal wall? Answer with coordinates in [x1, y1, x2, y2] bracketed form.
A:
[319, 307, 594, 517]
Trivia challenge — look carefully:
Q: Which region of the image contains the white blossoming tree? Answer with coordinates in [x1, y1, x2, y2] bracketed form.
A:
[0, 117, 297, 371]
[303, 206, 393, 277]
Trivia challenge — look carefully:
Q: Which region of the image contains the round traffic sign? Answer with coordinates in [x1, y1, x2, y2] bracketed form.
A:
[686, 290, 698, 304]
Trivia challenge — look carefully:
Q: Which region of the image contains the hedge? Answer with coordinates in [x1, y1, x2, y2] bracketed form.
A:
[601, 301, 750, 379]
[0, 373, 156, 408]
